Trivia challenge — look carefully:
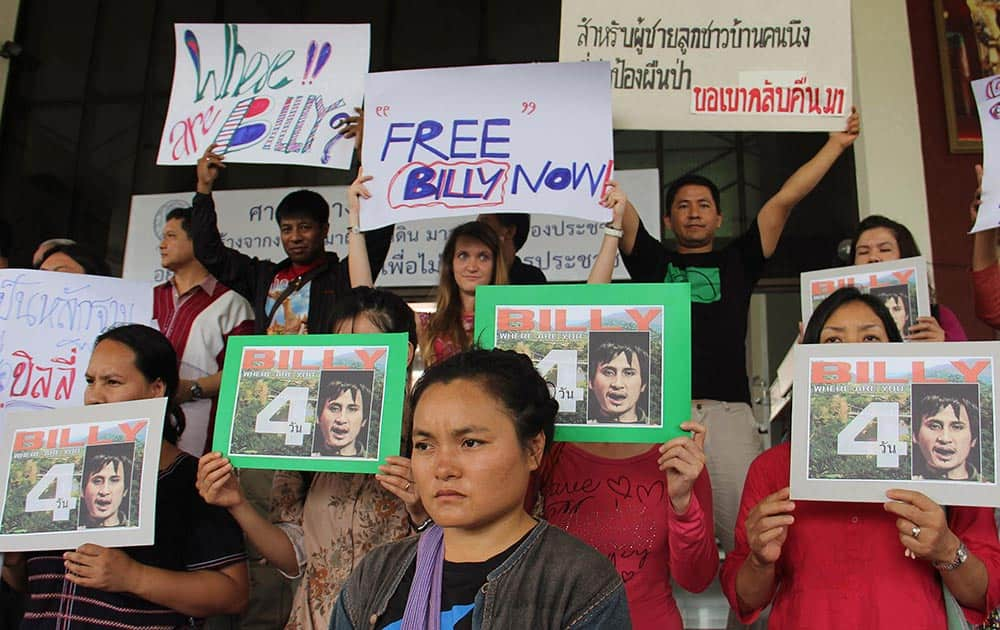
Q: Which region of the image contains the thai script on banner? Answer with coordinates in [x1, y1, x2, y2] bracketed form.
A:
[157, 23, 370, 170]
[559, 0, 852, 131]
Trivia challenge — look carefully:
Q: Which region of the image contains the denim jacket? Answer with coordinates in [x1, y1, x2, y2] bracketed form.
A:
[329, 520, 631, 629]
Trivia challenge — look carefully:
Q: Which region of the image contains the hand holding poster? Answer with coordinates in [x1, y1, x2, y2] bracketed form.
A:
[559, 0, 852, 131]
[791, 342, 1000, 507]
[157, 24, 370, 170]
[0, 270, 154, 414]
[475, 284, 691, 443]
[214, 333, 408, 473]
[0, 399, 165, 552]
[799, 257, 931, 336]
[360, 62, 614, 230]
[972, 74, 1000, 232]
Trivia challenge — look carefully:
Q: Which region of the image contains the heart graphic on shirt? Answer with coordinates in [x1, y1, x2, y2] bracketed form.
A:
[606, 476, 631, 498]
[636, 480, 665, 506]
[621, 570, 636, 583]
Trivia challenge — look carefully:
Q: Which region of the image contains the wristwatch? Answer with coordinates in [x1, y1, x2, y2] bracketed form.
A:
[189, 382, 203, 401]
[933, 541, 969, 571]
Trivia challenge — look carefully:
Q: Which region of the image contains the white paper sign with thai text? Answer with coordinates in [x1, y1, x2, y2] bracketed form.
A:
[157, 23, 370, 169]
[360, 61, 614, 230]
[972, 75, 1000, 233]
[122, 170, 658, 286]
[559, 0, 852, 131]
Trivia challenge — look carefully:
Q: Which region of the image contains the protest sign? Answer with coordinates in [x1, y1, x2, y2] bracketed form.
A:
[0, 270, 154, 415]
[157, 23, 370, 170]
[0, 399, 165, 552]
[475, 283, 691, 442]
[214, 333, 407, 473]
[122, 169, 659, 285]
[799, 257, 931, 337]
[972, 74, 1000, 233]
[360, 61, 614, 230]
[559, 0, 852, 131]
[791, 342, 1000, 507]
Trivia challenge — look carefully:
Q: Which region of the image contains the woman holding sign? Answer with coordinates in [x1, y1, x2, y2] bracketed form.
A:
[197, 287, 427, 630]
[4, 324, 249, 628]
[850, 215, 967, 341]
[722, 288, 1000, 628]
[330, 348, 629, 629]
[527, 185, 717, 630]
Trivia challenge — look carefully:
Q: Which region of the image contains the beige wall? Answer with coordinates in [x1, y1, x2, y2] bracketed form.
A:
[0, 0, 20, 119]
[852, 0, 931, 258]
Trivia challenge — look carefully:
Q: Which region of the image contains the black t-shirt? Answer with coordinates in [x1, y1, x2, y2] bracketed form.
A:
[509, 256, 547, 285]
[377, 534, 526, 630]
[621, 219, 766, 404]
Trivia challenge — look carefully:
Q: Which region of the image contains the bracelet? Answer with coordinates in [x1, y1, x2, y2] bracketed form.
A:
[410, 517, 434, 532]
[346, 225, 361, 235]
[604, 223, 624, 238]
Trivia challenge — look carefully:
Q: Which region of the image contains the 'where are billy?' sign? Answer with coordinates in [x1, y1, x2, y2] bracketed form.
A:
[359, 62, 615, 230]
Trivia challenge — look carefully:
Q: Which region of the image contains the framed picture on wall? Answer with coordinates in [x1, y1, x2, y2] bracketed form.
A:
[934, 0, 996, 153]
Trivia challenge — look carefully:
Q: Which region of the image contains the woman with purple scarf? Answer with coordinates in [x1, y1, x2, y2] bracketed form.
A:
[329, 348, 630, 630]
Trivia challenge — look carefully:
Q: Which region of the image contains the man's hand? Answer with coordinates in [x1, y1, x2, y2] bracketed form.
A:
[829, 107, 860, 150]
[197, 144, 226, 194]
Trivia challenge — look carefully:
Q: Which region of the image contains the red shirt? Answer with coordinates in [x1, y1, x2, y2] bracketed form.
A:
[721, 442, 1000, 628]
[974, 264, 1000, 329]
[536, 443, 717, 630]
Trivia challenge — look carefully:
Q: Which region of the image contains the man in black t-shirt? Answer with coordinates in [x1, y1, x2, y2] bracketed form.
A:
[615, 111, 860, 553]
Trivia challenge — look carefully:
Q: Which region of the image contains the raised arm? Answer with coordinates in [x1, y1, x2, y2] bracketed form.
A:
[190, 146, 268, 301]
[348, 169, 375, 288]
[588, 181, 627, 284]
[972, 164, 999, 272]
[757, 109, 860, 258]
[196, 453, 300, 576]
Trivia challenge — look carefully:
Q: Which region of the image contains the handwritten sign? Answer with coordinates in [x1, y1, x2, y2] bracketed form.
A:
[559, 0, 852, 130]
[799, 257, 931, 337]
[214, 333, 407, 473]
[475, 283, 691, 443]
[122, 169, 659, 286]
[791, 342, 1000, 507]
[0, 399, 165, 551]
[157, 23, 370, 169]
[972, 75, 1000, 233]
[360, 61, 614, 230]
[0, 270, 154, 416]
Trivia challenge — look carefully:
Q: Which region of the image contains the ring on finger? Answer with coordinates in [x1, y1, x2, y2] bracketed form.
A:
[404, 482, 411, 491]
[911, 525, 921, 539]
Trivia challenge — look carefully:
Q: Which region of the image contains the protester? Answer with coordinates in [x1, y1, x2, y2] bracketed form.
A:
[31, 237, 75, 268]
[198, 287, 424, 630]
[38, 243, 111, 276]
[970, 164, 1000, 329]
[721, 288, 1000, 628]
[589, 109, 859, 554]
[154, 205, 254, 456]
[330, 348, 630, 629]
[3, 324, 249, 628]
[850, 214, 966, 340]
[477, 213, 547, 284]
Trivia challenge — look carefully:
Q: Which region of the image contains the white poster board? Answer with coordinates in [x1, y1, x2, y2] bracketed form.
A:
[0, 270, 155, 415]
[799, 257, 931, 336]
[360, 61, 614, 230]
[972, 75, 1000, 233]
[122, 170, 659, 286]
[791, 342, 1000, 507]
[559, 0, 852, 131]
[157, 23, 370, 170]
[0, 399, 165, 551]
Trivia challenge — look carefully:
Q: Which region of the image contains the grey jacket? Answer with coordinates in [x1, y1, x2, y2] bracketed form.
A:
[330, 520, 631, 630]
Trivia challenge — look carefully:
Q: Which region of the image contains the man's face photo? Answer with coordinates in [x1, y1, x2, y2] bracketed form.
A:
[590, 350, 646, 423]
[83, 459, 126, 527]
[915, 400, 976, 480]
[317, 386, 367, 456]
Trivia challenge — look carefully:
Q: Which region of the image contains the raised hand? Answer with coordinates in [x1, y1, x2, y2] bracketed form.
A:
[830, 107, 860, 149]
[196, 452, 245, 509]
[907, 316, 946, 342]
[196, 144, 226, 194]
[600, 180, 628, 228]
[745, 487, 796, 568]
[658, 421, 707, 513]
[375, 455, 428, 524]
